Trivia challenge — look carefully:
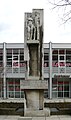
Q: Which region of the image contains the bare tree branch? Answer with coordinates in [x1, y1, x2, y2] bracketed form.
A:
[48, 0, 71, 23]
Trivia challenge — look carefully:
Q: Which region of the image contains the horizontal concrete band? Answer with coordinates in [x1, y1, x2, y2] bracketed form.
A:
[20, 80, 48, 89]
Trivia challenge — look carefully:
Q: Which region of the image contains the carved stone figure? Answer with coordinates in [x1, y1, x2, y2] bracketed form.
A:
[34, 12, 40, 40]
[27, 17, 35, 40]
[27, 12, 40, 41]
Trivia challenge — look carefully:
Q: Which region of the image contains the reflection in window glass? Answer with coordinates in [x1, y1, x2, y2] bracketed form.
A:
[66, 50, 71, 54]
[59, 62, 65, 66]
[44, 62, 49, 67]
[13, 49, 18, 54]
[66, 62, 71, 67]
[6, 49, 12, 67]
[44, 53, 49, 67]
[15, 92, 20, 98]
[52, 62, 58, 67]
[9, 92, 14, 98]
[7, 79, 24, 98]
[20, 55, 24, 61]
[52, 50, 58, 54]
[59, 50, 65, 54]
[66, 56, 71, 61]
[20, 49, 24, 54]
[6, 49, 12, 54]
[52, 92, 57, 98]
[59, 56, 64, 60]
[52, 79, 69, 98]
[64, 92, 69, 97]
[58, 92, 63, 97]
[52, 55, 58, 61]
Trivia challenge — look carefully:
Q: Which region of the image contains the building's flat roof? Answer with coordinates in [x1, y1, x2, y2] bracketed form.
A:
[0, 42, 71, 49]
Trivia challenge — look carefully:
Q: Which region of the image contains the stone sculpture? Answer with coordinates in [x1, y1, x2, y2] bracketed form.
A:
[27, 11, 40, 41]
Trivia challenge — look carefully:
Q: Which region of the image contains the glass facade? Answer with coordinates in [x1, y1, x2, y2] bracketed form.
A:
[0, 44, 71, 99]
[6, 48, 26, 73]
[52, 49, 71, 98]
[7, 78, 24, 98]
[0, 48, 25, 98]
[6, 48, 25, 98]
[52, 78, 69, 98]
[52, 49, 71, 73]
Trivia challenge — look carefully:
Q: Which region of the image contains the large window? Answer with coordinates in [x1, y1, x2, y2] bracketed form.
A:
[52, 78, 69, 98]
[13, 49, 19, 54]
[59, 49, 65, 54]
[6, 49, 25, 73]
[52, 49, 71, 73]
[59, 56, 64, 60]
[7, 79, 24, 98]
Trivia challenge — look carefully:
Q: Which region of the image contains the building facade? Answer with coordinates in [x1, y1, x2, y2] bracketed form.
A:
[0, 42, 71, 99]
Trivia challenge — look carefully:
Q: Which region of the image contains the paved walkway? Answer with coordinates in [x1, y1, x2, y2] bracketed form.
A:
[0, 115, 71, 120]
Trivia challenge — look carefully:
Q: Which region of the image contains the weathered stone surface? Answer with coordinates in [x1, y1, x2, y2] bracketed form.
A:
[20, 80, 48, 89]
[24, 9, 44, 79]
[24, 108, 50, 117]
[24, 90, 44, 110]
[27, 40, 39, 44]
[23, 9, 49, 117]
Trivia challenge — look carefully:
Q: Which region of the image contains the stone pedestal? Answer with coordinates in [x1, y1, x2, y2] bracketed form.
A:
[23, 88, 50, 117]
[20, 79, 49, 117]
[24, 108, 50, 117]
[25, 90, 44, 110]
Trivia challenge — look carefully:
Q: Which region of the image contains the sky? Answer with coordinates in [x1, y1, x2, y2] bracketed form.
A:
[0, 0, 71, 43]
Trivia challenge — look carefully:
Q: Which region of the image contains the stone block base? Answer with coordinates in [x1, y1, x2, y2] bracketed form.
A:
[24, 108, 50, 117]
[18, 117, 32, 120]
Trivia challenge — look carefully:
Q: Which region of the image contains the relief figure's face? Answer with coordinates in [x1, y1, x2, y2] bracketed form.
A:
[28, 20, 33, 26]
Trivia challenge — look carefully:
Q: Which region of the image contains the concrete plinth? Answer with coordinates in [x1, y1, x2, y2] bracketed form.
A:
[25, 90, 44, 110]
[24, 108, 50, 117]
